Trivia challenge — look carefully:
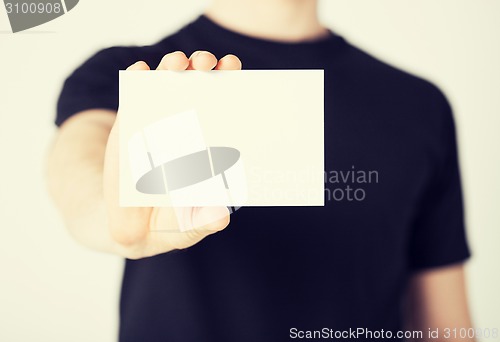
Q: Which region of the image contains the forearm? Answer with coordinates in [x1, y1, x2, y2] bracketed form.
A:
[406, 264, 475, 342]
[47, 109, 118, 253]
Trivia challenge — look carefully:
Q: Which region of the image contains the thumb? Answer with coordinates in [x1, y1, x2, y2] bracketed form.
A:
[192, 207, 230, 232]
[152, 206, 230, 251]
[173, 207, 230, 233]
[180, 206, 230, 244]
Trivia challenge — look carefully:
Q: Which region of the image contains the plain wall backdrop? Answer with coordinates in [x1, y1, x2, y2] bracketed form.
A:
[1, 1, 499, 341]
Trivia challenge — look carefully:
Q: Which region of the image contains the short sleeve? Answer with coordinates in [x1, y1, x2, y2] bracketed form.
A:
[56, 47, 138, 126]
[408, 92, 471, 271]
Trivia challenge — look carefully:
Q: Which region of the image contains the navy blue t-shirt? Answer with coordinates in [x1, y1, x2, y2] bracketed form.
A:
[57, 15, 470, 342]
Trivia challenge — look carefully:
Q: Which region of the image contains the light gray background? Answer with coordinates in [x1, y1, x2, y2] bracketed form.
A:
[1, 1, 499, 341]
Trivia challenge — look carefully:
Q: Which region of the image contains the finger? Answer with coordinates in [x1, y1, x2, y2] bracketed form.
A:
[157, 51, 189, 71]
[192, 207, 230, 232]
[154, 207, 230, 234]
[149, 206, 230, 251]
[182, 206, 231, 244]
[126, 61, 150, 71]
[188, 51, 218, 71]
[215, 54, 242, 70]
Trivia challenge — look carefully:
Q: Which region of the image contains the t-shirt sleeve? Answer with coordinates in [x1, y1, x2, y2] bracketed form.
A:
[408, 91, 471, 271]
[55, 47, 137, 126]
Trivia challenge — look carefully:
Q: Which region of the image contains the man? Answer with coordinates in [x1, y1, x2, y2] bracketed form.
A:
[47, 0, 474, 341]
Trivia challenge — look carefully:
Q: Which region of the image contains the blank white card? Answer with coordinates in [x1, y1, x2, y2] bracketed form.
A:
[119, 70, 324, 207]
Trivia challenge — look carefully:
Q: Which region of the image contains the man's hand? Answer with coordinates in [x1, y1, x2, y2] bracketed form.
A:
[48, 51, 242, 259]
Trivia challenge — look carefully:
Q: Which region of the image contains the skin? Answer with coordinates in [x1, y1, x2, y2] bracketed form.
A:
[48, 51, 240, 259]
[46, 0, 475, 339]
[205, 0, 330, 42]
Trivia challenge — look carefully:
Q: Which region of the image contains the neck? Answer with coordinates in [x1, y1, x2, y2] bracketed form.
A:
[205, 0, 328, 43]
